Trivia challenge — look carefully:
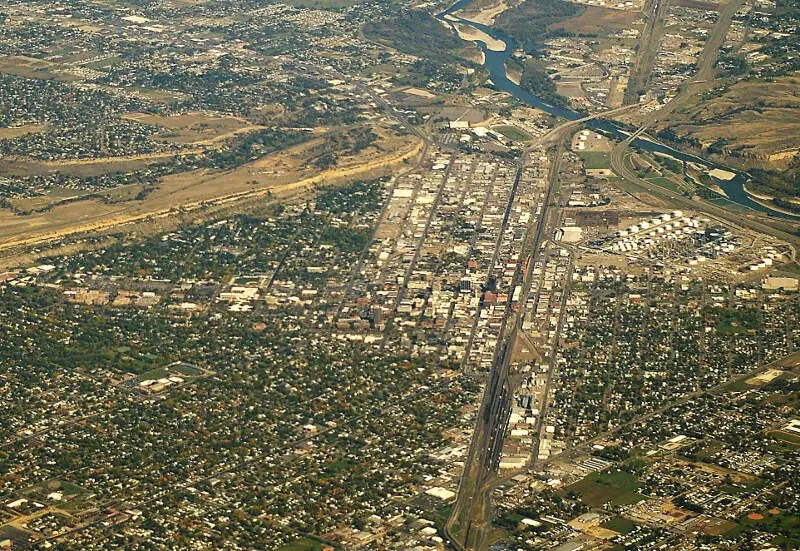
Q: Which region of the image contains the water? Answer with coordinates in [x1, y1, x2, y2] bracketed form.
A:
[436, 0, 798, 219]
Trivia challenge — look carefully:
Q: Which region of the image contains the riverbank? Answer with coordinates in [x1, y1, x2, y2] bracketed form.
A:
[445, 15, 507, 52]
[457, 0, 511, 26]
[743, 183, 800, 217]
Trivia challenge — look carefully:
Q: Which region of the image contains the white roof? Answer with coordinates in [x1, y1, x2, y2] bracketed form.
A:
[425, 487, 455, 500]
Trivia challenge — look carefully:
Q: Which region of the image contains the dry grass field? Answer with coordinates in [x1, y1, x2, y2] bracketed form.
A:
[662, 75, 800, 163]
[458, 0, 512, 25]
[122, 112, 265, 145]
[0, 125, 46, 140]
[549, 6, 641, 35]
[0, 114, 282, 179]
[0, 126, 423, 266]
[0, 56, 80, 82]
[0, 151, 200, 178]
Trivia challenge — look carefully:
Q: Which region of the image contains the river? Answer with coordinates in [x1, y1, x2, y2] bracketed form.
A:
[437, 0, 799, 219]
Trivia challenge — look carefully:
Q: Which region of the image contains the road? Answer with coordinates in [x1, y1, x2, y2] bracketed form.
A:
[462, 157, 526, 374]
[537, 103, 639, 146]
[380, 155, 457, 348]
[624, 0, 670, 104]
[331, 139, 431, 318]
[644, 0, 748, 128]
[557, 349, 800, 463]
[527, 250, 573, 471]
[603, 0, 799, 261]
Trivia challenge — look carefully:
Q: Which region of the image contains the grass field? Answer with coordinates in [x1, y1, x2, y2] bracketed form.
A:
[0, 525, 29, 547]
[663, 75, 800, 166]
[45, 479, 87, 496]
[646, 177, 681, 192]
[0, 55, 79, 82]
[578, 151, 611, 170]
[708, 197, 752, 212]
[738, 510, 800, 549]
[138, 362, 204, 381]
[0, 125, 422, 269]
[0, 152, 198, 179]
[494, 125, 532, 142]
[601, 516, 637, 534]
[569, 470, 645, 508]
[282, 0, 363, 6]
[550, 5, 640, 36]
[724, 377, 757, 392]
[0, 124, 46, 140]
[767, 430, 800, 446]
[9, 187, 87, 213]
[122, 112, 262, 145]
[278, 538, 326, 551]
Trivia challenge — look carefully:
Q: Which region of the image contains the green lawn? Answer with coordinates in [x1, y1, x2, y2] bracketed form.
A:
[569, 469, 645, 507]
[46, 479, 86, 496]
[323, 459, 356, 475]
[703, 306, 761, 336]
[138, 362, 204, 381]
[606, 176, 638, 193]
[738, 511, 800, 549]
[278, 538, 325, 551]
[646, 177, 681, 192]
[708, 197, 752, 212]
[601, 515, 637, 534]
[767, 430, 800, 446]
[495, 125, 532, 142]
[724, 377, 757, 393]
[578, 151, 611, 170]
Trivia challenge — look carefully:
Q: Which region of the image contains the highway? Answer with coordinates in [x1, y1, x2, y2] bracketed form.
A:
[642, 0, 748, 128]
[624, 0, 670, 105]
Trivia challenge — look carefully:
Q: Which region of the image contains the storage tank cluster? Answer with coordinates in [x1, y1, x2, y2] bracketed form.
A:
[610, 211, 699, 254]
[747, 246, 781, 271]
[684, 227, 741, 265]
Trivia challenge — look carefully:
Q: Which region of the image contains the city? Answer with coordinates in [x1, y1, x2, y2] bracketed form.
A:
[0, 0, 798, 550]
